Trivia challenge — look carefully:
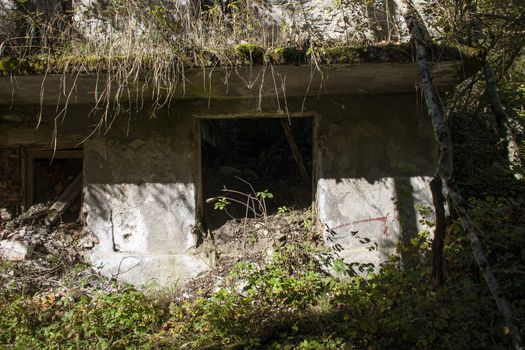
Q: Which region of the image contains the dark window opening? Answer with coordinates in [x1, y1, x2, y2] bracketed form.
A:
[25, 149, 83, 223]
[200, 117, 313, 231]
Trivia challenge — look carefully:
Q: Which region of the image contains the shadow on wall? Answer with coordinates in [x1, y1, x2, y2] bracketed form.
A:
[313, 93, 436, 268]
[84, 182, 194, 216]
[318, 175, 435, 270]
[80, 93, 436, 271]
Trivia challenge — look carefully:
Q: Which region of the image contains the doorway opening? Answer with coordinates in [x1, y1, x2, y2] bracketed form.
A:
[200, 116, 314, 232]
[24, 149, 83, 223]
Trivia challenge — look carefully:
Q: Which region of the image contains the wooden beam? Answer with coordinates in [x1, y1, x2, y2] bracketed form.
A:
[45, 173, 82, 226]
[280, 118, 309, 184]
[23, 152, 34, 211]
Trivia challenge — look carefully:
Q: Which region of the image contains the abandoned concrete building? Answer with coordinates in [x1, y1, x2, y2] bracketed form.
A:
[0, 0, 476, 286]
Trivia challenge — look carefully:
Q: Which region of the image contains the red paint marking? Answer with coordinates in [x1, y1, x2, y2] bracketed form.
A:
[333, 213, 400, 236]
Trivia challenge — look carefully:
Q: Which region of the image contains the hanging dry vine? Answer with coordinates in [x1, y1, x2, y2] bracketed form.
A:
[0, 0, 406, 148]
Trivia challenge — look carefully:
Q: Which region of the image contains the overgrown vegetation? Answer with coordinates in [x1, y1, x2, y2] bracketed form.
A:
[1, 0, 525, 349]
[1, 138, 518, 340]
[0, 0, 408, 138]
[1, 184, 524, 349]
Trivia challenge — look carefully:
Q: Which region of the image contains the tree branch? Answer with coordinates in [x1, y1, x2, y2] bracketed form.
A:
[469, 2, 524, 178]
[475, 12, 525, 26]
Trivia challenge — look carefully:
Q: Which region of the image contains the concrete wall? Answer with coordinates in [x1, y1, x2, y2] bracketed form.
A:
[80, 94, 435, 286]
[82, 111, 209, 287]
[275, 0, 406, 43]
[314, 94, 435, 269]
[0, 92, 436, 287]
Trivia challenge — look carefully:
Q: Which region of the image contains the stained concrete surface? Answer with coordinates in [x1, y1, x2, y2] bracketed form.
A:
[315, 94, 435, 270]
[0, 62, 464, 106]
[1, 93, 436, 286]
[82, 113, 209, 286]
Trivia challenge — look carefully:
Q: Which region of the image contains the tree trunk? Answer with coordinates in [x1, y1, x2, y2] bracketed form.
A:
[395, 1, 523, 348]
[484, 63, 523, 179]
[468, 1, 523, 179]
[430, 177, 445, 286]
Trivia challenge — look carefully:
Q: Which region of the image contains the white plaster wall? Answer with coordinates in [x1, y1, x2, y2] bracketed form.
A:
[318, 176, 434, 269]
[85, 183, 196, 254]
[318, 177, 401, 267]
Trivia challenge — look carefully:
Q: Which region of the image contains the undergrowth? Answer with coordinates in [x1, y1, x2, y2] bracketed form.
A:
[1, 201, 523, 350]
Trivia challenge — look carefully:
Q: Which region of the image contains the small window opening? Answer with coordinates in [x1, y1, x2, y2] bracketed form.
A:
[24, 149, 83, 223]
[200, 117, 313, 232]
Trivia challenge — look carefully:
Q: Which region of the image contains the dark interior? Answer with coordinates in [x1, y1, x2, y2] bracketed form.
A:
[33, 157, 82, 222]
[201, 117, 313, 231]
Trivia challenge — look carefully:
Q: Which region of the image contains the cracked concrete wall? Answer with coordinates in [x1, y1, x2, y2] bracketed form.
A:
[1, 93, 436, 286]
[83, 111, 208, 287]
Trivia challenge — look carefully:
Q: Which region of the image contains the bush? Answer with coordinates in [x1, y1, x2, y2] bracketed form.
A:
[0, 287, 162, 349]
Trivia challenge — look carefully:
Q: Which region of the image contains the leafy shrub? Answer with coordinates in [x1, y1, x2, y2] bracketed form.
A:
[168, 243, 342, 348]
[0, 287, 162, 349]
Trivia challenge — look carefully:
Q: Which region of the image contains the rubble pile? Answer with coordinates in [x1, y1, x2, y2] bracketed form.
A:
[1, 205, 318, 299]
[180, 208, 319, 299]
[211, 208, 318, 257]
[0, 203, 111, 296]
[0, 203, 98, 262]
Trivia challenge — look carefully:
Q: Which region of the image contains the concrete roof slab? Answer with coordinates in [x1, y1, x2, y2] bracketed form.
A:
[0, 62, 468, 106]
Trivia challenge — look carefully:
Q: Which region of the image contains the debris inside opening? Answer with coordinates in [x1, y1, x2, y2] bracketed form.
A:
[201, 117, 313, 232]
[30, 154, 82, 223]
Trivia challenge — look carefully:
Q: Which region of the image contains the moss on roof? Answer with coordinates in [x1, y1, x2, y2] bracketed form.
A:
[0, 43, 481, 77]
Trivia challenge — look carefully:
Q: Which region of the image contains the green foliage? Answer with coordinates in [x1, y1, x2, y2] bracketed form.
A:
[1, 225, 520, 350]
[213, 196, 231, 210]
[301, 208, 315, 231]
[161, 236, 514, 349]
[234, 43, 265, 64]
[0, 287, 162, 349]
[165, 246, 340, 348]
[277, 206, 290, 214]
[256, 189, 273, 200]
[0, 57, 17, 76]
[332, 258, 347, 276]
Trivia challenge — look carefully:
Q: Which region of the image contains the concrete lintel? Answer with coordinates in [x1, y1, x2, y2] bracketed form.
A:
[0, 123, 85, 148]
[0, 62, 465, 106]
